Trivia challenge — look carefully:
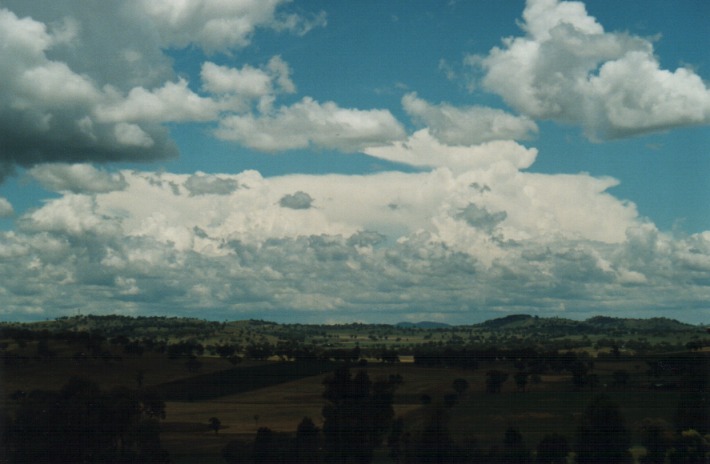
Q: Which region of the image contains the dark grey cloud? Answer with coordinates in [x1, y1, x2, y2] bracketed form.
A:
[458, 203, 507, 233]
[184, 174, 240, 196]
[279, 191, 314, 209]
[28, 164, 127, 193]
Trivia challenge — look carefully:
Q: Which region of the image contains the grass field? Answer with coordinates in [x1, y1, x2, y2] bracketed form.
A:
[153, 360, 686, 463]
[2, 316, 707, 463]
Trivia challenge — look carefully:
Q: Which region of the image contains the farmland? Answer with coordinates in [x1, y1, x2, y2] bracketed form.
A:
[1, 314, 708, 463]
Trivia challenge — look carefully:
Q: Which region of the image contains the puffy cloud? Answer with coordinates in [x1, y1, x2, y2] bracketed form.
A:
[96, 79, 221, 124]
[365, 129, 537, 173]
[0, 2, 324, 174]
[0, 197, 14, 217]
[6, 135, 689, 322]
[0, 7, 178, 169]
[0, 158, 707, 322]
[215, 97, 407, 151]
[402, 93, 538, 144]
[135, 0, 325, 53]
[28, 164, 127, 193]
[200, 57, 295, 113]
[471, 0, 710, 139]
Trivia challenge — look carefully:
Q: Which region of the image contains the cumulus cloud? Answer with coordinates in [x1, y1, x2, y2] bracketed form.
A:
[28, 164, 127, 193]
[215, 97, 407, 151]
[0, 1, 326, 175]
[0, 198, 14, 217]
[135, 0, 325, 53]
[365, 129, 537, 173]
[403, 93, 538, 144]
[470, 0, 710, 139]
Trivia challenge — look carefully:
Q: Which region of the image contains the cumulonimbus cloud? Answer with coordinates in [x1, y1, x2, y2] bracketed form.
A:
[5, 158, 709, 322]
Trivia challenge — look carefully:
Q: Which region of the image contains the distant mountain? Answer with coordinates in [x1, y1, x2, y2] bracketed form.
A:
[474, 314, 696, 334]
[396, 321, 451, 329]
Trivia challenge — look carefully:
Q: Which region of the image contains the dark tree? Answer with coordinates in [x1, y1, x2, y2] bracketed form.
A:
[501, 428, 531, 464]
[253, 427, 291, 464]
[412, 408, 455, 464]
[570, 361, 588, 389]
[575, 394, 631, 464]
[209, 417, 221, 434]
[321, 367, 398, 464]
[674, 391, 709, 434]
[140, 388, 166, 419]
[136, 418, 171, 464]
[639, 419, 672, 464]
[486, 370, 509, 394]
[612, 370, 630, 388]
[452, 378, 469, 396]
[295, 416, 320, 463]
[5, 377, 169, 464]
[536, 433, 569, 464]
[514, 372, 529, 392]
[667, 430, 709, 464]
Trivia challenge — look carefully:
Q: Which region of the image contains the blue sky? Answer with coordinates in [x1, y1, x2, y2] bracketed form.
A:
[0, 0, 708, 323]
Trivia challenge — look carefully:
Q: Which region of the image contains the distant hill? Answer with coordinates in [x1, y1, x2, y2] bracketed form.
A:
[396, 321, 451, 329]
[474, 314, 697, 335]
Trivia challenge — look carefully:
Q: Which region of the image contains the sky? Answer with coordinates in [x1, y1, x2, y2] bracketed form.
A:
[0, 0, 708, 324]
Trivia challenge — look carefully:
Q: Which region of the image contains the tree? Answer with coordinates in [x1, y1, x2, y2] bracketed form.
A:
[295, 417, 320, 463]
[253, 427, 291, 464]
[321, 367, 398, 463]
[536, 433, 569, 464]
[639, 419, 672, 464]
[6, 377, 167, 464]
[668, 429, 709, 464]
[612, 370, 629, 389]
[209, 417, 221, 434]
[674, 391, 709, 434]
[486, 370, 509, 393]
[411, 407, 455, 464]
[514, 372, 529, 392]
[501, 428, 531, 463]
[575, 394, 631, 464]
[453, 378, 469, 396]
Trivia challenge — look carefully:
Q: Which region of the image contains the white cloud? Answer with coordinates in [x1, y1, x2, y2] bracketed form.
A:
[113, 123, 154, 148]
[215, 97, 407, 152]
[134, 0, 325, 53]
[0, 197, 13, 217]
[0, 2, 324, 173]
[28, 164, 127, 193]
[200, 57, 295, 112]
[2, 159, 709, 322]
[96, 79, 221, 124]
[0, 6, 176, 168]
[365, 129, 537, 173]
[471, 0, 710, 139]
[402, 92, 538, 144]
